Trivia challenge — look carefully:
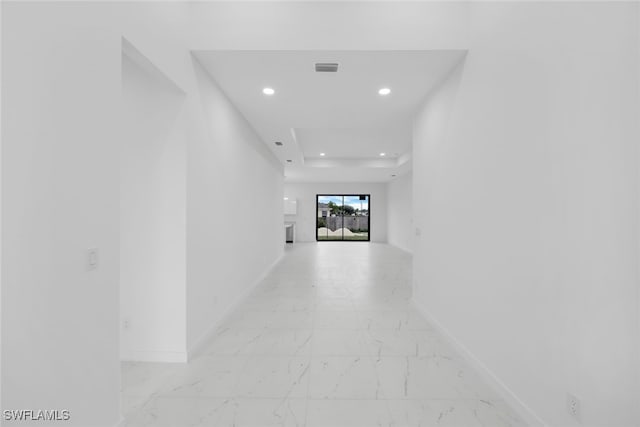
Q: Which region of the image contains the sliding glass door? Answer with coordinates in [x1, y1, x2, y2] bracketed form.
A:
[316, 195, 370, 241]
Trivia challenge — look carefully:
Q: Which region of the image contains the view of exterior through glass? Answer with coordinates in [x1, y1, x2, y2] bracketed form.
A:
[316, 195, 370, 241]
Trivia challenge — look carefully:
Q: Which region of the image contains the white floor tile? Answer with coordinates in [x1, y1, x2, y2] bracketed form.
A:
[306, 399, 392, 427]
[201, 328, 265, 356]
[388, 399, 527, 427]
[314, 297, 355, 311]
[365, 329, 439, 357]
[312, 329, 370, 356]
[314, 310, 361, 330]
[266, 311, 315, 329]
[217, 310, 272, 330]
[123, 396, 228, 426]
[374, 356, 499, 400]
[358, 309, 435, 332]
[122, 243, 525, 427]
[156, 356, 247, 398]
[308, 356, 383, 399]
[213, 398, 307, 427]
[251, 329, 314, 356]
[235, 356, 311, 398]
[121, 361, 182, 396]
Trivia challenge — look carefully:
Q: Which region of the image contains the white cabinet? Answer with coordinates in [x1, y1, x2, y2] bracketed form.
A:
[284, 198, 297, 215]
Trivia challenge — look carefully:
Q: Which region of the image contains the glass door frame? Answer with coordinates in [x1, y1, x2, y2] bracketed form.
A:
[315, 194, 371, 242]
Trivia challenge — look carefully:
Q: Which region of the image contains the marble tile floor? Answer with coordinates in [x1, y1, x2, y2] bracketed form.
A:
[122, 243, 526, 427]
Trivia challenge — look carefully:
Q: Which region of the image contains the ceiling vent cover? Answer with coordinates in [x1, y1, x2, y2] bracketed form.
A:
[315, 63, 339, 72]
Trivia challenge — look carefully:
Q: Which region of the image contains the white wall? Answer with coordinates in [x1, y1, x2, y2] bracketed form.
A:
[1, 0, 4, 413]
[186, 58, 284, 355]
[119, 4, 285, 362]
[2, 3, 122, 426]
[284, 182, 387, 243]
[637, 4, 640, 423]
[1, 0, 4, 412]
[387, 173, 413, 253]
[412, 3, 639, 427]
[2, 2, 286, 424]
[120, 49, 187, 362]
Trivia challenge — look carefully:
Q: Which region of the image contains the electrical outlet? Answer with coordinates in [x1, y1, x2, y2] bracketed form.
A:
[123, 318, 131, 330]
[567, 392, 581, 421]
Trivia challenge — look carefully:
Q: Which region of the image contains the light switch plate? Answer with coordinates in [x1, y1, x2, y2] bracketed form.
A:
[87, 248, 99, 271]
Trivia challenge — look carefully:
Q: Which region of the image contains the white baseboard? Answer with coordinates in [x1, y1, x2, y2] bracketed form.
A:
[186, 253, 284, 361]
[411, 298, 547, 427]
[121, 349, 188, 363]
[388, 241, 413, 255]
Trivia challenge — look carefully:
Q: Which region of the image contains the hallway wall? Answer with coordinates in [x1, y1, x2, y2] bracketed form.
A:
[120, 49, 187, 362]
[2, 3, 123, 426]
[284, 182, 388, 243]
[118, 11, 286, 362]
[412, 3, 640, 426]
[186, 58, 285, 355]
[1, 0, 4, 412]
[118, 9, 286, 362]
[2, 3, 285, 425]
[387, 173, 413, 254]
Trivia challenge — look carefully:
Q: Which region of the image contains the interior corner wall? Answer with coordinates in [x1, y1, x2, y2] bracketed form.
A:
[120, 51, 187, 363]
[186, 58, 284, 355]
[1, 3, 121, 426]
[387, 173, 413, 254]
[115, 1, 286, 363]
[412, 3, 639, 427]
[2, 1, 290, 420]
[283, 182, 387, 243]
[0, 0, 4, 412]
[637, 2, 640, 423]
[636, 3, 640, 425]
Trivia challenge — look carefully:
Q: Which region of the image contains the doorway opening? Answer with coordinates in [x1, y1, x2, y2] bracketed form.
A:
[316, 194, 370, 241]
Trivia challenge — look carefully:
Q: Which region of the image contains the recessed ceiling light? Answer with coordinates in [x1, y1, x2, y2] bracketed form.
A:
[284, 197, 289, 200]
[378, 88, 391, 96]
[320, 153, 325, 156]
[380, 152, 386, 157]
[263, 87, 275, 95]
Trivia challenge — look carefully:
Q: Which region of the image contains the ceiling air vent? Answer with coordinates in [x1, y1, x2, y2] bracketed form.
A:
[315, 63, 339, 73]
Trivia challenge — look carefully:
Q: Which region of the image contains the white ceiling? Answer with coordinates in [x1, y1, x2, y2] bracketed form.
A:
[194, 50, 466, 182]
[296, 126, 413, 159]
